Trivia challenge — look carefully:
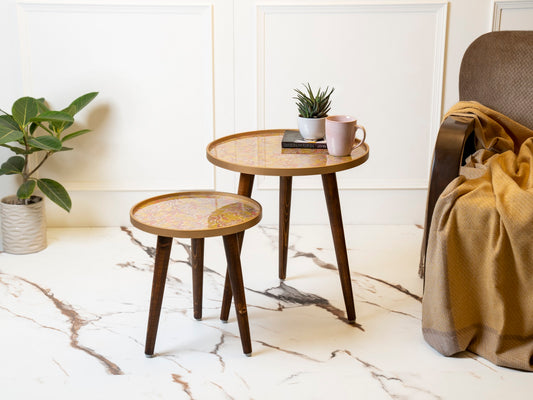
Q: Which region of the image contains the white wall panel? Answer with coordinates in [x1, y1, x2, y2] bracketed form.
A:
[18, 2, 214, 191]
[255, 3, 446, 191]
[493, 1, 533, 30]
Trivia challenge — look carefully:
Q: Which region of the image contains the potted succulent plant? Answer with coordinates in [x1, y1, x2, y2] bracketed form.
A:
[0, 92, 98, 254]
[293, 83, 334, 140]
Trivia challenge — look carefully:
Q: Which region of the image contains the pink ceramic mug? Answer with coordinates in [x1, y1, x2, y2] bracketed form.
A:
[325, 115, 366, 156]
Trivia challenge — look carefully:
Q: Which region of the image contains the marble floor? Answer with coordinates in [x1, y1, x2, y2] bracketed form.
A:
[1, 225, 531, 399]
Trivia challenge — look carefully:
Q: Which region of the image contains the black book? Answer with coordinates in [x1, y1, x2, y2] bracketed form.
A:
[281, 130, 327, 149]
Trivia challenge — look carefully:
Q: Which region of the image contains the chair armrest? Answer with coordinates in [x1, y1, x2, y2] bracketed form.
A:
[419, 116, 475, 279]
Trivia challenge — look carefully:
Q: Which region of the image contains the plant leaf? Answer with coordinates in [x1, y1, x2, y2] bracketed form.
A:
[293, 84, 334, 118]
[17, 180, 36, 199]
[53, 92, 98, 133]
[0, 129, 23, 145]
[62, 129, 91, 142]
[0, 114, 20, 130]
[35, 98, 49, 113]
[37, 178, 71, 212]
[28, 136, 63, 151]
[0, 155, 25, 175]
[0, 144, 26, 155]
[2, 145, 40, 155]
[29, 122, 39, 135]
[63, 92, 98, 116]
[12, 97, 38, 127]
[0, 115, 24, 144]
[31, 110, 74, 125]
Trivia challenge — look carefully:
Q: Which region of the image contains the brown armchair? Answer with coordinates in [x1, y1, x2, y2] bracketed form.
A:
[419, 31, 533, 278]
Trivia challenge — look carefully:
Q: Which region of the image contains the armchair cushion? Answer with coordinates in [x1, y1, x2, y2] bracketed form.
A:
[422, 101, 533, 371]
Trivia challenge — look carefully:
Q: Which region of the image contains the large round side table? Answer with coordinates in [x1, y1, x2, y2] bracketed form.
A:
[206, 129, 369, 323]
[130, 191, 262, 356]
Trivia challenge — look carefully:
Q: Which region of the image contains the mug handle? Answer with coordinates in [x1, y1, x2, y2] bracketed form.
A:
[352, 125, 366, 151]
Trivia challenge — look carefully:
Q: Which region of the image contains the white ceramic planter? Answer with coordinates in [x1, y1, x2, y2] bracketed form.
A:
[1, 195, 47, 254]
[297, 116, 326, 140]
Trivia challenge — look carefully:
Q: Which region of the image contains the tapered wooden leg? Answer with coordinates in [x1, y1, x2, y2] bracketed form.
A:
[191, 238, 204, 320]
[279, 176, 292, 280]
[223, 233, 252, 356]
[221, 173, 255, 322]
[220, 274, 233, 323]
[145, 235, 173, 356]
[322, 173, 356, 323]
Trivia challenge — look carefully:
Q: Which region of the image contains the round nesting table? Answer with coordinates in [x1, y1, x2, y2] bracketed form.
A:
[206, 129, 369, 323]
[131, 191, 262, 356]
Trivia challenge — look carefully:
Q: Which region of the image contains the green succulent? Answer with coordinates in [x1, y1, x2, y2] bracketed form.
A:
[293, 83, 334, 118]
[0, 92, 98, 212]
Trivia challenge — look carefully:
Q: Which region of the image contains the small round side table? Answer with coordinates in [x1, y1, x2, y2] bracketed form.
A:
[206, 129, 369, 323]
[130, 191, 262, 356]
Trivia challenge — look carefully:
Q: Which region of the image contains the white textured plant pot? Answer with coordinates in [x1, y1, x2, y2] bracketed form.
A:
[1, 195, 47, 254]
[297, 116, 326, 140]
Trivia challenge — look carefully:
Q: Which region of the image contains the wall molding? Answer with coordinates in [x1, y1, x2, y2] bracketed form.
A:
[256, 2, 447, 191]
[256, 175, 428, 191]
[17, 0, 210, 9]
[492, 0, 533, 31]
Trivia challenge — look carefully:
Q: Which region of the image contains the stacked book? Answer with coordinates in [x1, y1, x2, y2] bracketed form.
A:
[281, 130, 327, 149]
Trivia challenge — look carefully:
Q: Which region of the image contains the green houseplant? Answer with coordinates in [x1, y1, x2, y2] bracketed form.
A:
[293, 83, 334, 140]
[0, 92, 98, 254]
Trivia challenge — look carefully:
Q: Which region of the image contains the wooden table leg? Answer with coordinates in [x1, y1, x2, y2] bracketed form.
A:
[220, 273, 233, 322]
[279, 176, 292, 280]
[221, 173, 255, 322]
[223, 233, 252, 356]
[321, 173, 356, 323]
[145, 235, 173, 357]
[191, 238, 204, 320]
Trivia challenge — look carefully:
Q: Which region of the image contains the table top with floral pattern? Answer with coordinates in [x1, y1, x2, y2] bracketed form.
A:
[130, 191, 262, 238]
[206, 129, 369, 176]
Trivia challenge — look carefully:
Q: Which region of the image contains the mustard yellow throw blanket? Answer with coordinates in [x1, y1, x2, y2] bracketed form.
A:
[422, 101, 533, 371]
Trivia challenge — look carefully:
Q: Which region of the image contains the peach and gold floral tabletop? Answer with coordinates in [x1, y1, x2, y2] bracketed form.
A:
[130, 192, 262, 238]
[206, 130, 369, 176]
